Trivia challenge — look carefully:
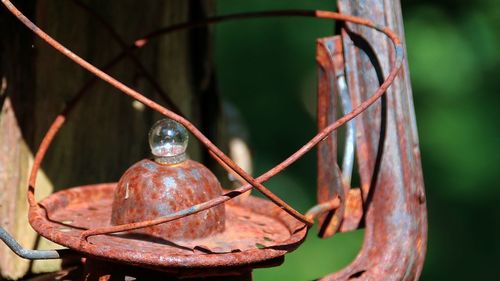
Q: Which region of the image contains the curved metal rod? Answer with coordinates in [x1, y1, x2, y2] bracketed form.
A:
[0, 226, 66, 260]
[305, 197, 341, 222]
[1, 1, 402, 242]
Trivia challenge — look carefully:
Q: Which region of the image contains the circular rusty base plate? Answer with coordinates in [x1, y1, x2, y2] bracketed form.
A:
[31, 183, 307, 270]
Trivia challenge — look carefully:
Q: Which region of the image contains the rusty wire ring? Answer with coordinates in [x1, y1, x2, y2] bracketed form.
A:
[2, 0, 403, 244]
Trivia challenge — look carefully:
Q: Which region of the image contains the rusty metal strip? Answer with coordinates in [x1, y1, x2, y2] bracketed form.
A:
[320, 0, 427, 279]
[316, 36, 346, 238]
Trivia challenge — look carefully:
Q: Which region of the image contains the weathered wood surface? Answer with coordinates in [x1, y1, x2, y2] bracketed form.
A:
[0, 0, 216, 279]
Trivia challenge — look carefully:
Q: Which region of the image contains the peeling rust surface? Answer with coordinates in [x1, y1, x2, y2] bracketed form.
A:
[339, 188, 363, 232]
[111, 159, 225, 240]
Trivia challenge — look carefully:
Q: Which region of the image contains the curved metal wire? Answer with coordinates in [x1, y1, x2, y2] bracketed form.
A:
[1, 0, 403, 245]
[305, 197, 341, 222]
[0, 226, 69, 260]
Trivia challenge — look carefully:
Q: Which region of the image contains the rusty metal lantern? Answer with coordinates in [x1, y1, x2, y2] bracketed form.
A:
[0, 0, 427, 280]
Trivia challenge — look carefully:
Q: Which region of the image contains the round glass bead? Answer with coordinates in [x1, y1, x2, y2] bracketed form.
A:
[148, 119, 188, 164]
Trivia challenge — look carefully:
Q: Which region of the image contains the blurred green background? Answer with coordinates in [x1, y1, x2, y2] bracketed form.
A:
[214, 0, 500, 280]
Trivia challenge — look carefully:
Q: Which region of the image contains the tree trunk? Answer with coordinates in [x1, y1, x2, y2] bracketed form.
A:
[0, 0, 217, 279]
